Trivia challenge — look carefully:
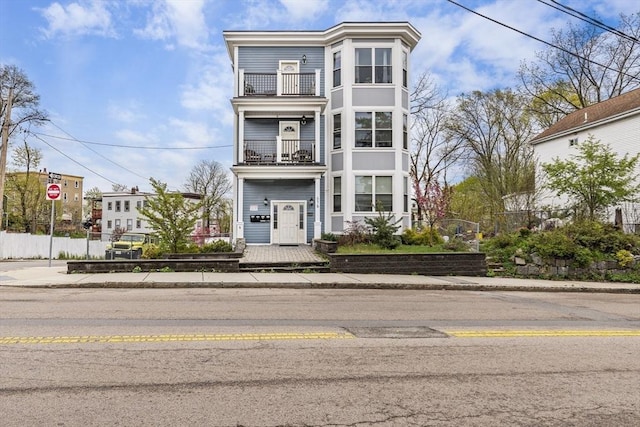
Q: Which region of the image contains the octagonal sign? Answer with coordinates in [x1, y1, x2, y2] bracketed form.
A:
[46, 183, 62, 201]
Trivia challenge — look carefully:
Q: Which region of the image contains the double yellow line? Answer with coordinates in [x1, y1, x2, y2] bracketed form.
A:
[446, 330, 640, 338]
[0, 332, 355, 345]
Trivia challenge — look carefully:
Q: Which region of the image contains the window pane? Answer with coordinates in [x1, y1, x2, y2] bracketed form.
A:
[375, 66, 392, 83]
[376, 194, 393, 211]
[375, 48, 392, 83]
[376, 48, 391, 65]
[356, 48, 372, 65]
[355, 176, 372, 193]
[333, 113, 341, 149]
[375, 130, 392, 147]
[355, 194, 373, 211]
[376, 176, 392, 193]
[333, 177, 341, 212]
[375, 111, 392, 127]
[403, 114, 408, 149]
[355, 112, 372, 147]
[356, 67, 372, 83]
[333, 51, 341, 87]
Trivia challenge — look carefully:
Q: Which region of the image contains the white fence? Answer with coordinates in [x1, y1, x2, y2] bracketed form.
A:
[0, 231, 109, 259]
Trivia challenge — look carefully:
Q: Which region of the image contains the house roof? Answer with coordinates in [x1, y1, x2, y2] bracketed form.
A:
[530, 87, 640, 144]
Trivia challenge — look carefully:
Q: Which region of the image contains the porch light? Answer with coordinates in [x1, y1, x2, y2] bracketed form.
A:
[309, 197, 314, 207]
[301, 115, 306, 125]
[302, 54, 307, 64]
[263, 197, 268, 206]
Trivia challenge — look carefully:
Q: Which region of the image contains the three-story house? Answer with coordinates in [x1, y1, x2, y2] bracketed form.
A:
[224, 22, 421, 245]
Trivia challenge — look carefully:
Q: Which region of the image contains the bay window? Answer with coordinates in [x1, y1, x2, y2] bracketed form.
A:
[355, 111, 392, 148]
[355, 176, 393, 212]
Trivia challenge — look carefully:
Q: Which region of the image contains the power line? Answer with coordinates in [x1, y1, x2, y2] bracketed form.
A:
[32, 131, 233, 150]
[31, 133, 121, 186]
[446, 0, 640, 83]
[45, 122, 149, 182]
[541, 0, 639, 43]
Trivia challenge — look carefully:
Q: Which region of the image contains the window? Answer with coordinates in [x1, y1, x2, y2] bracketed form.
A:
[569, 137, 578, 146]
[75, 181, 79, 188]
[124, 201, 130, 212]
[115, 201, 121, 212]
[126, 219, 133, 231]
[355, 48, 392, 84]
[375, 48, 392, 83]
[333, 51, 341, 87]
[333, 113, 342, 149]
[107, 220, 112, 229]
[355, 48, 372, 83]
[108, 202, 112, 211]
[355, 176, 393, 212]
[74, 193, 79, 202]
[375, 112, 392, 147]
[402, 51, 408, 88]
[403, 114, 408, 149]
[333, 176, 342, 213]
[355, 111, 392, 148]
[63, 180, 68, 187]
[115, 219, 121, 228]
[63, 192, 68, 201]
[355, 112, 372, 147]
[404, 177, 409, 213]
[299, 203, 305, 229]
[136, 201, 142, 209]
[136, 219, 141, 228]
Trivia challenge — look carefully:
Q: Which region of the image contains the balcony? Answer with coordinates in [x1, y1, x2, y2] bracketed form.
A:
[242, 139, 317, 165]
[240, 70, 320, 97]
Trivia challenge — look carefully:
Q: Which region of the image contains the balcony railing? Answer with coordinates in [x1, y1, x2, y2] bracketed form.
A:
[242, 139, 317, 165]
[240, 70, 320, 97]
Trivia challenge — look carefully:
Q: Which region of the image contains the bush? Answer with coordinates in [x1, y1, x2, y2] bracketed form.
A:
[320, 232, 338, 241]
[364, 211, 401, 249]
[201, 240, 233, 253]
[338, 220, 370, 246]
[401, 227, 444, 246]
[443, 238, 471, 252]
[142, 243, 164, 259]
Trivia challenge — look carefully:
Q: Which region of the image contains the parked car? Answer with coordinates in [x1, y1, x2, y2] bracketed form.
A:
[105, 233, 157, 260]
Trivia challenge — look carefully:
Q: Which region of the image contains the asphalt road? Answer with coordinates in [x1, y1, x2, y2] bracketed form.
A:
[1, 288, 639, 426]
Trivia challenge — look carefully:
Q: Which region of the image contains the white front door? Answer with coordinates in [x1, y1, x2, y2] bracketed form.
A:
[279, 121, 299, 162]
[280, 60, 299, 95]
[278, 203, 300, 245]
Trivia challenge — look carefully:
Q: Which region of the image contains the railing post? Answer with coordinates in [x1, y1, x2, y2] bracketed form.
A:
[315, 69, 320, 96]
[239, 69, 245, 96]
[276, 69, 282, 96]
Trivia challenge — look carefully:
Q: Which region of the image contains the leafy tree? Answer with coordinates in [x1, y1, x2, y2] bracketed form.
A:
[542, 136, 640, 221]
[519, 13, 640, 126]
[447, 89, 536, 225]
[6, 138, 46, 232]
[138, 178, 202, 253]
[1, 65, 48, 227]
[183, 159, 231, 232]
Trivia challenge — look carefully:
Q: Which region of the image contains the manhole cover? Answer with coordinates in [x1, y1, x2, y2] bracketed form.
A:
[346, 327, 449, 339]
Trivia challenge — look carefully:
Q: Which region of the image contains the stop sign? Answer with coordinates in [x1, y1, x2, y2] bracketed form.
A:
[46, 183, 62, 201]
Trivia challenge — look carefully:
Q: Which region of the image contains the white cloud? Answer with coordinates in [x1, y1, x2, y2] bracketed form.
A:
[279, 0, 329, 21]
[38, 0, 115, 39]
[107, 101, 146, 124]
[114, 129, 151, 144]
[134, 0, 209, 50]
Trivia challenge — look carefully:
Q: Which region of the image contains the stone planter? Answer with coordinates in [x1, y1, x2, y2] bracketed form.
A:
[314, 239, 338, 254]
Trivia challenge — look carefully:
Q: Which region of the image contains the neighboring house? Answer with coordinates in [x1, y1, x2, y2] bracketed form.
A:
[100, 187, 204, 241]
[531, 88, 640, 230]
[223, 22, 421, 245]
[4, 169, 83, 231]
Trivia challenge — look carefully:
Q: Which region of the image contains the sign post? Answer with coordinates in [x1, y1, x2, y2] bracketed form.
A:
[46, 182, 62, 267]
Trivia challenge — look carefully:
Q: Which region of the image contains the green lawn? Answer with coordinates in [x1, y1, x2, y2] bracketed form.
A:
[336, 243, 449, 254]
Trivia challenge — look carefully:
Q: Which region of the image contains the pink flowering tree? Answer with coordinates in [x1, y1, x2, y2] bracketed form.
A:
[413, 178, 450, 245]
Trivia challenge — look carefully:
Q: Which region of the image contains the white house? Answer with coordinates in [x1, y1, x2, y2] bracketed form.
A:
[531, 87, 640, 230]
[223, 22, 421, 245]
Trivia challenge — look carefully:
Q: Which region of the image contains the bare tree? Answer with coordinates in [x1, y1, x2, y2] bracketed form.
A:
[409, 72, 463, 220]
[519, 13, 640, 126]
[447, 89, 537, 225]
[183, 160, 231, 232]
[0, 65, 48, 228]
[111, 183, 129, 192]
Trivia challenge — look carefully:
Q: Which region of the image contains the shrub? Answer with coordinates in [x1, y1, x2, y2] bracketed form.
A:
[401, 227, 443, 246]
[338, 220, 370, 246]
[443, 238, 471, 252]
[201, 240, 233, 253]
[364, 211, 402, 249]
[616, 249, 634, 267]
[142, 243, 164, 259]
[320, 232, 338, 241]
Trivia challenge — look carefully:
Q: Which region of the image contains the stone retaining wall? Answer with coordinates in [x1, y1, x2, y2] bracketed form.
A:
[67, 259, 239, 274]
[328, 252, 486, 276]
[514, 256, 630, 279]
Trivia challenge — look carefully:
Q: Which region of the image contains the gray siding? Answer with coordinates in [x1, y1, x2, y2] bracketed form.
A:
[402, 90, 408, 109]
[243, 179, 315, 244]
[331, 89, 343, 109]
[238, 46, 325, 96]
[353, 152, 395, 170]
[331, 215, 343, 232]
[353, 88, 395, 106]
[245, 118, 279, 140]
[402, 152, 409, 171]
[331, 152, 343, 171]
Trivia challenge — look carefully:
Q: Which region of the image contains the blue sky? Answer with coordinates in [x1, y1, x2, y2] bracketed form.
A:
[1, 0, 637, 193]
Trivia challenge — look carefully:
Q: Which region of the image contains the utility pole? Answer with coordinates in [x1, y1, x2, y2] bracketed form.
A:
[0, 87, 14, 230]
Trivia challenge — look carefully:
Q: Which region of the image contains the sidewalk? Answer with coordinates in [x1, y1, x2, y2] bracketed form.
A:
[1, 264, 639, 293]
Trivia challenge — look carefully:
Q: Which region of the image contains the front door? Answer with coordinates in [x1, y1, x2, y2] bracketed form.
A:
[278, 203, 300, 245]
[280, 60, 299, 95]
[279, 121, 299, 162]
